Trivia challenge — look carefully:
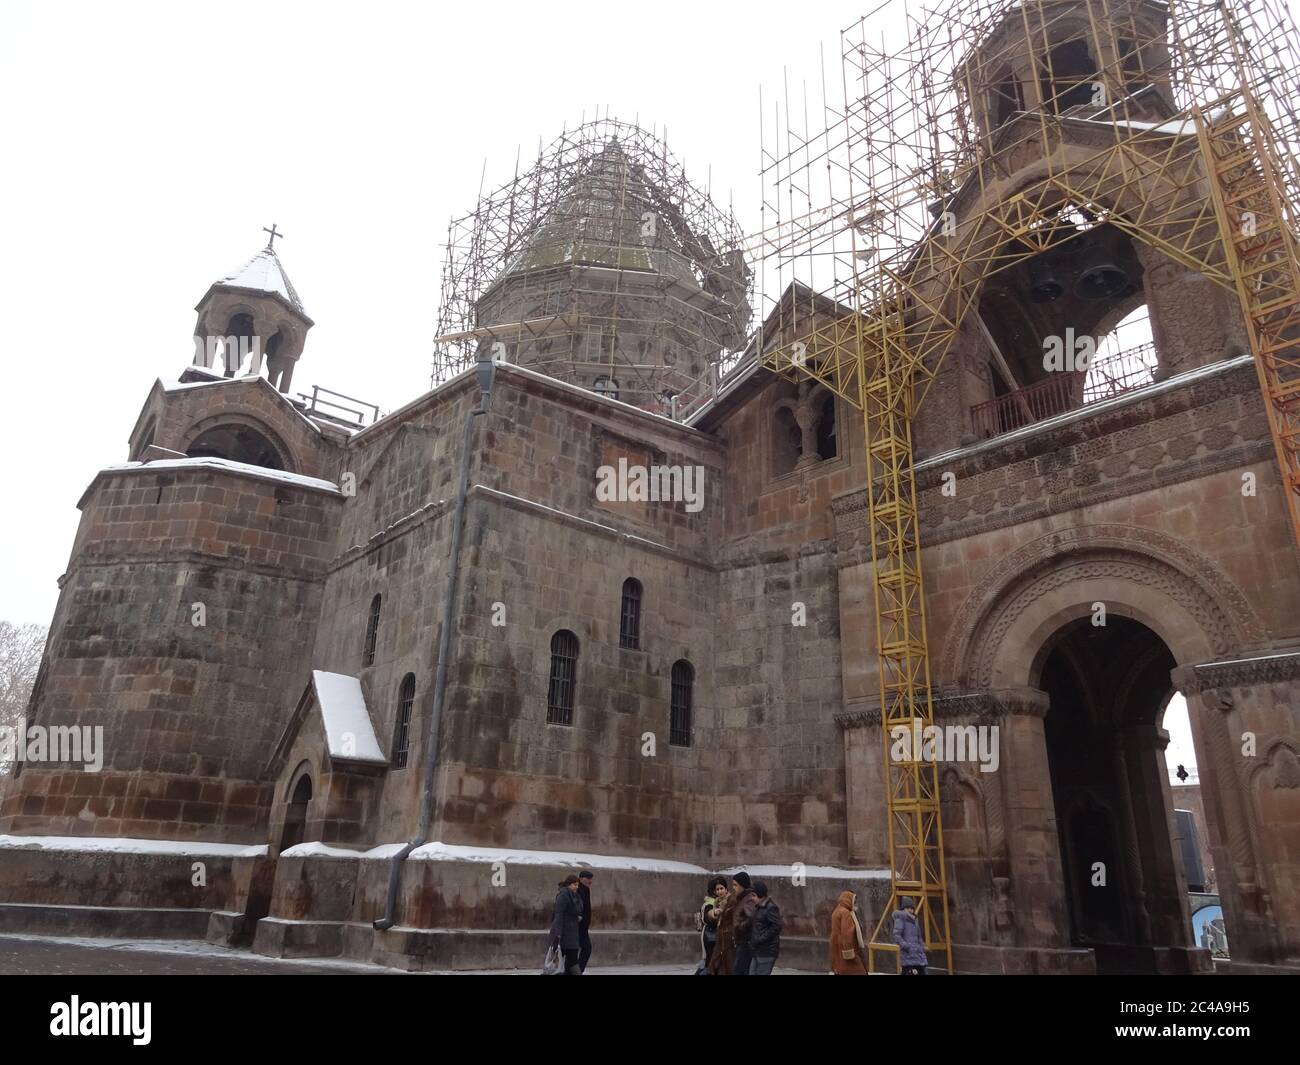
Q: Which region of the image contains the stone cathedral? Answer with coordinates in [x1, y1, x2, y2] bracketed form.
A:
[3, 1, 1300, 975]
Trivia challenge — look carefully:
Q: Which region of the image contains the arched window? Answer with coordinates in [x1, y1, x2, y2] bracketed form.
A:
[1040, 39, 1097, 113]
[992, 72, 1024, 127]
[364, 594, 382, 666]
[392, 673, 416, 769]
[547, 630, 579, 725]
[186, 423, 286, 470]
[594, 376, 621, 401]
[670, 660, 694, 748]
[619, 578, 643, 649]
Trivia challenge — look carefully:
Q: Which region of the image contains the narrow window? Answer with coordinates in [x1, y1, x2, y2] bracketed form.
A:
[547, 630, 579, 725]
[816, 395, 837, 460]
[364, 594, 382, 666]
[392, 673, 416, 769]
[670, 660, 694, 748]
[619, 578, 643, 649]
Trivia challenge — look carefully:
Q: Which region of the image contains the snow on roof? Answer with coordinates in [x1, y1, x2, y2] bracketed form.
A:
[103, 456, 343, 495]
[311, 670, 387, 765]
[0, 834, 267, 858]
[218, 246, 305, 313]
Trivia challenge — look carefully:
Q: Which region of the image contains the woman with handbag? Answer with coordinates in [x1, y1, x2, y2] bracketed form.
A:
[548, 875, 583, 975]
[829, 889, 868, 975]
[695, 875, 729, 974]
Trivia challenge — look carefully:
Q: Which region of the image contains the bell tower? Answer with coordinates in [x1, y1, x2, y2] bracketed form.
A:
[929, 0, 1249, 434]
[192, 226, 314, 393]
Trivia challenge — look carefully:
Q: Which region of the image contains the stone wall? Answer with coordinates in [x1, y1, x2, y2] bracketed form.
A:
[0, 463, 342, 842]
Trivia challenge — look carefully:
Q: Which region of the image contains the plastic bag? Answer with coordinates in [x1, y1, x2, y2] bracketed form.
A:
[542, 944, 564, 975]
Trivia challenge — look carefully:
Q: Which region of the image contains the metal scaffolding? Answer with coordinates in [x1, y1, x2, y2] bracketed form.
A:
[751, 0, 1300, 972]
[433, 118, 753, 415]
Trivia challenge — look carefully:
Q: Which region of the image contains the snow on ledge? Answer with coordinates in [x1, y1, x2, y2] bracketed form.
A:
[0, 834, 267, 858]
[277, 840, 889, 879]
[102, 456, 342, 495]
[311, 670, 387, 765]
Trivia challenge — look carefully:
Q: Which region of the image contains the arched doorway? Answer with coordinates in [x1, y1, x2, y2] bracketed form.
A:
[280, 773, 312, 852]
[1038, 614, 1202, 972]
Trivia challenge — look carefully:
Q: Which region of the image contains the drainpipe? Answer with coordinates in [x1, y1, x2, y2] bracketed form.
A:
[374, 356, 496, 931]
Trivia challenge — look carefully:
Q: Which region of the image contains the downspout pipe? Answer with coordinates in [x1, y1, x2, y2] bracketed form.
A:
[374, 358, 496, 931]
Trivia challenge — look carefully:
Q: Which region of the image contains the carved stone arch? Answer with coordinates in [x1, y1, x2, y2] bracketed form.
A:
[941, 524, 1265, 685]
[181, 411, 298, 473]
[284, 757, 315, 802]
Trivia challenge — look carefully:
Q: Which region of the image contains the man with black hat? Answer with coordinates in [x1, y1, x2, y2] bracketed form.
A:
[730, 871, 758, 976]
[577, 870, 595, 972]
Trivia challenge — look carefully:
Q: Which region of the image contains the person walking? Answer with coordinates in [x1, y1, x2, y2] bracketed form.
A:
[829, 889, 868, 975]
[748, 881, 783, 975]
[549, 874, 583, 975]
[893, 895, 928, 975]
[697, 875, 728, 973]
[576, 870, 595, 973]
[708, 877, 739, 975]
[730, 871, 758, 976]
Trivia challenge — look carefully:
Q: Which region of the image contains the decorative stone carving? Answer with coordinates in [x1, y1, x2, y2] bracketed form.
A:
[941, 524, 1265, 682]
[1172, 651, 1300, 695]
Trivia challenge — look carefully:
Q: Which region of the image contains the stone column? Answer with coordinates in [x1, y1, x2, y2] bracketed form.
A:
[988, 686, 1073, 950]
[1134, 243, 1250, 377]
[1173, 652, 1300, 967]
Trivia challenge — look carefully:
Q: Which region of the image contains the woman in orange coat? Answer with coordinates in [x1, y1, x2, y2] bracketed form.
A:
[829, 890, 868, 975]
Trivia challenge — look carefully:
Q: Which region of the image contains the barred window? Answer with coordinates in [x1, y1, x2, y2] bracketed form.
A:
[546, 630, 579, 725]
[670, 659, 694, 747]
[619, 578, 643, 649]
[363, 594, 382, 666]
[392, 673, 416, 769]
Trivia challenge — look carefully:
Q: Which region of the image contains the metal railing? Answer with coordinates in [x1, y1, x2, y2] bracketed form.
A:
[970, 342, 1159, 439]
[297, 385, 382, 428]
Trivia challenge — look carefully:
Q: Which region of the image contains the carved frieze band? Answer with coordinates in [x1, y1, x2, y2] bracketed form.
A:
[1173, 652, 1300, 695]
[836, 687, 1049, 730]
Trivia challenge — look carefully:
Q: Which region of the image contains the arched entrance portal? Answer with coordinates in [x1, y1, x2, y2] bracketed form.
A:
[279, 773, 312, 853]
[1038, 615, 1203, 972]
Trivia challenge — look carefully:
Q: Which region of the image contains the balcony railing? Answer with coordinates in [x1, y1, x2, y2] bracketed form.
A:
[970, 341, 1158, 439]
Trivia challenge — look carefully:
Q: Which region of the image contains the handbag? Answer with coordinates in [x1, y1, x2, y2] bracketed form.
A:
[542, 944, 564, 975]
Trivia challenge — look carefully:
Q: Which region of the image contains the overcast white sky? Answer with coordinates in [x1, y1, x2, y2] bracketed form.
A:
[0, 0, 877, 626]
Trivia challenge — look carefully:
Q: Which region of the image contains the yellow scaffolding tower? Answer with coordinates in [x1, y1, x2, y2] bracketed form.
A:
[752, 0, 1300, 973]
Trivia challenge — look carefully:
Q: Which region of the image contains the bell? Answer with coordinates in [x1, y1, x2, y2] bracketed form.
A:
[1028, 256, 1064, 303]
[1074, 242, 1130, 299]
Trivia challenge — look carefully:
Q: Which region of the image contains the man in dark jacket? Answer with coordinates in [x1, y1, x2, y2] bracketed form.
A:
[576, 870, 594, 972]
[730, 871, 758, 976]
[549, 875, 583, 975]
[748, 880, 783, 975]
